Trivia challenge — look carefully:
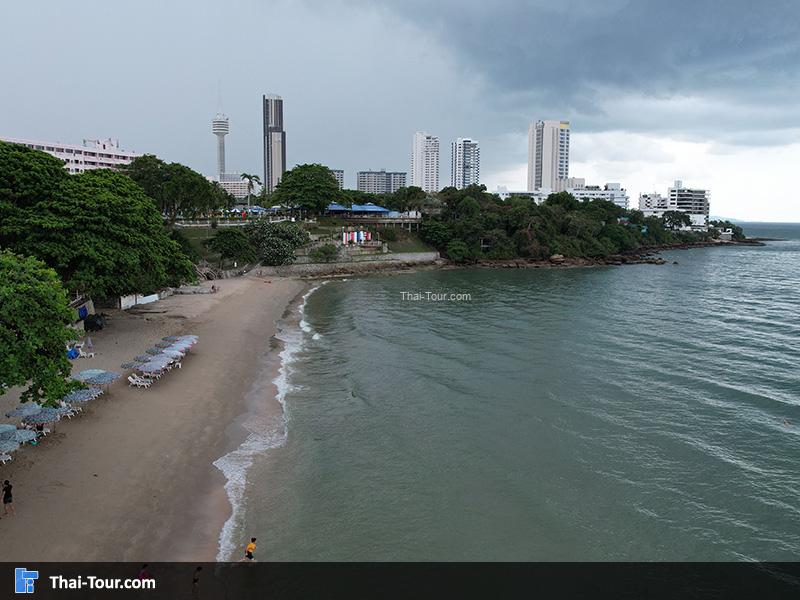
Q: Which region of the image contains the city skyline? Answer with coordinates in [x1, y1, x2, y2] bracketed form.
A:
[2, 1, 799, 220]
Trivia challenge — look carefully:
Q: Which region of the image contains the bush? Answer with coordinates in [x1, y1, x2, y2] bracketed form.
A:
[310, 243, 340, 263]
[446, 239, 471, 262]
[380, 228, 398, 242]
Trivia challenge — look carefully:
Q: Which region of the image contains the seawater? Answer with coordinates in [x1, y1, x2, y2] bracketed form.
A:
[223, 223, 800, 561]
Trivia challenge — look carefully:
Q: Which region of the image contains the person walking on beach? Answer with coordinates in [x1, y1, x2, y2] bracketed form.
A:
[2, 480, 13, 516]
[191, 566, 202, 598]
[244, 537, 257, 561]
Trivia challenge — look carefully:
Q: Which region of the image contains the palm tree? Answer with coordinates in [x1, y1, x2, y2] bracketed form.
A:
[240, 173, 262, 209]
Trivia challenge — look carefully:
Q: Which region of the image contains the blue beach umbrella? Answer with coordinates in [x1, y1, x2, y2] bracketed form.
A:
[120, 362, 142, 370]
[0, 424, 17, 441]
[135, 355, 151, 362]
[162, 336, 180, 342]
[145, 347, 162, 356]
[5, 404, 43, 419]
[137, 363, 165, 374]
[61, 388, 103, 403]
[22, 408, 62, 424]
[155, 341, 173, 348]
[73, 369, 107, 382]
[85, 372, 120, 385]
[15, 429, 38, 444]
[0, 440, 19, 454]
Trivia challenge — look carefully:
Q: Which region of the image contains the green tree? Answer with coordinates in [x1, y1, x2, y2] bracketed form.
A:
[445, 239, 471, 262]
[244, 221, 310, 266]
[310, 243, 340, 263]
[662, 210, 692, 230]
[125, 154, 222, 222]
[0, 143, 195, 299]
[272, 164, 342, 214]
[240, 173, 262, 207]
[0, 251, 79, 405]
[206, 228, 257, 268]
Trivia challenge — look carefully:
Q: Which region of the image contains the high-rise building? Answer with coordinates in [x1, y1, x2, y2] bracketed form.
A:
[330, 169, 344, 189]
[0, 136, 140, 174]
[450, 137, 480, 189]
[211, 113, 229, 179]
[217, 173, 252, 199]
[411, 132, 439, 193]
[638, 181, 709, 230]
[527, 120, 570, 191]
[357, 170, 407, 194]
[262, 94, 286, 194]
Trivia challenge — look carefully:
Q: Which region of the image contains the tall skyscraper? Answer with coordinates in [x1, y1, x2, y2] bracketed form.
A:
[262, 94, 286, 194]
[356, 170, 407, 194]
[527, 120, 570, 191]
[410, 132, 439, 193]
[450, 137, 480, 189]
[330, 169, 344, 189]
[211, 113, 229, 179]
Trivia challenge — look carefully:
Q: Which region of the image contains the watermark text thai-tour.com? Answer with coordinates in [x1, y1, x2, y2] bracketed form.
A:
[400, 291, 472, 302]
[15, 567, 155, 594]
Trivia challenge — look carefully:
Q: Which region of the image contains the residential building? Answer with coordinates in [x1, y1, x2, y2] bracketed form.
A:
[527, 120, 570, 191]
[450, 137, 480, 189]
[410, 131, 439, 193]
[357, 170, 407, 194]
[0, 136, 140, 174]
[217, 173, 252, 199]
[262, 94, 286, 194]
[638, 181, 710, 230]
[330, 169, 344, 189]
[211, 113, 229, 179]
[497, 180, 628, 209]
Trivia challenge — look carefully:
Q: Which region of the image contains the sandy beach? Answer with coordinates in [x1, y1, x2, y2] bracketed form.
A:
[0, 275, 306, 562]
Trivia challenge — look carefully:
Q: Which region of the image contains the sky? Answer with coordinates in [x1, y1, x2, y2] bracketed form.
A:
[2, 0, 799, 221]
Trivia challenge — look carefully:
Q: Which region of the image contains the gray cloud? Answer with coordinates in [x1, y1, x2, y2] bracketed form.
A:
[357, 0, 800, 144]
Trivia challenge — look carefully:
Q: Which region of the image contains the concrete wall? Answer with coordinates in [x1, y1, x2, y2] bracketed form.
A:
[254, 251, 440, 276]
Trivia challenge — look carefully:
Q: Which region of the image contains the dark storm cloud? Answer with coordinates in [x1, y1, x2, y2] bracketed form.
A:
[361, 0, 800, 144]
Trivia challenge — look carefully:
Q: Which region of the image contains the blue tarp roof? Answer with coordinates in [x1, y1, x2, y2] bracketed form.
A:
[326, 203, 390, 213]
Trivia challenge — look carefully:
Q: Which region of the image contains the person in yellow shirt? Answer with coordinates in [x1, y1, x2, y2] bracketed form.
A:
[244, 537, 257, 561]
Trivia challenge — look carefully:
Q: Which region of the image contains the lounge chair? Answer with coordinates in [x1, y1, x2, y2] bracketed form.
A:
[127, 375, 151, 389]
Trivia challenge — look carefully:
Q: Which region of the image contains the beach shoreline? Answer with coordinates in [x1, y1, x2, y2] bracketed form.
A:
[0, 275, 306, 562]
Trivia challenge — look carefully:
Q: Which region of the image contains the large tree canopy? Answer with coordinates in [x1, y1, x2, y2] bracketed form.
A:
[0, 251, 77, 405]
[0, 142, 195, 299]
[244, 220, 309, 266]
[272, 163, 342, 214]
[125, 154, 232, 221]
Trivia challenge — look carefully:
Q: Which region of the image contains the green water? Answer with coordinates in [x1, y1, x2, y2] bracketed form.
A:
[230, 224, 800, 561]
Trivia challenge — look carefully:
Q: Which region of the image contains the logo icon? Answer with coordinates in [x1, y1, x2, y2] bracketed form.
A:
[14, 568, 38, 594]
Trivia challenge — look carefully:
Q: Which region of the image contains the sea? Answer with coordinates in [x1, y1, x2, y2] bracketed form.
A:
[216, 222, 800, 561]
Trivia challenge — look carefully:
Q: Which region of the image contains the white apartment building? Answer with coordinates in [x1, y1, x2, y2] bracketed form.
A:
[497, 180, 628, 209]
[357, 170, 407, 194]
[217, 173, 252, 199]
[410, 131, 440, 193]
[330, 169, 344, 189]
[450, 137, 480, 190]
[1, 136, 140, 173]
[527, 120, 570, 191]
[638, 181, 710, 230]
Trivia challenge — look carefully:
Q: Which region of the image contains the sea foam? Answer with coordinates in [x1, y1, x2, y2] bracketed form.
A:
[213, 283, 325, 561]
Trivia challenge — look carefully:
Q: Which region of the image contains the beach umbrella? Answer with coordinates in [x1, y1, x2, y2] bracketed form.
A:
[5, 404, 43, 419]
[56, 407, 76, 418]
[0, 440, 19, 454]
[155, 341, 173, 348]
[61, 388, 102, 403]
[164, 350, 184, 359]
[85, 372, 120, 385]
[145, 347, 162, 355]
[134, 355, 151, 362]
[120, 362, 142, 369]
[74, 369, 107, 382]
[136, 363, 165, 374]
[15, 430, 38, 444]
[162, 336, 180, 342]
[0, 424, 17, 441]
[22, 408, 62, 424]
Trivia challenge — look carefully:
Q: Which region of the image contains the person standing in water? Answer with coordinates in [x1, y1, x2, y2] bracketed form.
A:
[2, 480, 13, 516]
